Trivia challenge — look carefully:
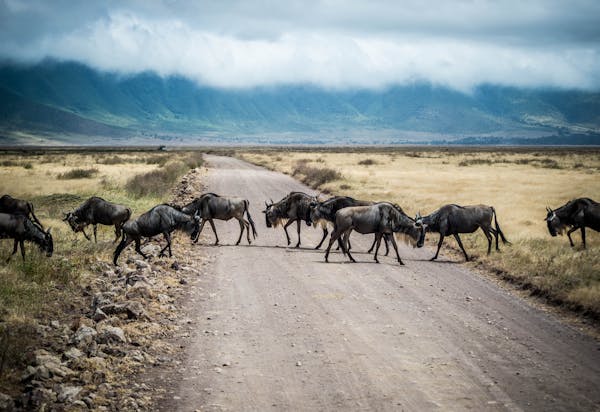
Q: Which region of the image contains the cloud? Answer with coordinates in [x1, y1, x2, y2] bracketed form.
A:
[1, 1, 600, 91]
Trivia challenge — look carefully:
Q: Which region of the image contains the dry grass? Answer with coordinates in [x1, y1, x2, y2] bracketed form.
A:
[0, 149, 203, 391]
[239, 148, 600, 318]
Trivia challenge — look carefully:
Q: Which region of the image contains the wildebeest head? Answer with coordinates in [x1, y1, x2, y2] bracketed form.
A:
[36, 227, 53, 257]
[189, 212, 201, 241]
[545, 207, 564, 237]
[262, 200, 275, 228]
[63, 212, 86, 233]
[391, 208, 425, 248]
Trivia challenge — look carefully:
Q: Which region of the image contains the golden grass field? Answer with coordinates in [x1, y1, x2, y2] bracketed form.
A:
[239, 148, 600, 317]
[0, 149, 202, 390]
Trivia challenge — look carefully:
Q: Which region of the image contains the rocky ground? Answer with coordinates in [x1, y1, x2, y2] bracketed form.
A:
[0, 167, 207, 411]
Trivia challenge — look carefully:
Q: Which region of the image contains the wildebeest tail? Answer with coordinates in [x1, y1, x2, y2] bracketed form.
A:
[492, 207, 510, 244]
[125, 207, 132, 221]
[244, 200, 258, 239]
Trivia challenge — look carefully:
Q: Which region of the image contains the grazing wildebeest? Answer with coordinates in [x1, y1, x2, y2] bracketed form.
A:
[0, 213, 53, 262]
[0, 194, 44, 228]
[309, 195, 391, 254]
[64, 196, 131, 243]
[181, 193, 257, 245]
[545, 197, 600, 248]
[263, 192, 320, 248]
[416, 204, 509, 262]
[113, 204, 199, 265]
[324, 203, 425, 265]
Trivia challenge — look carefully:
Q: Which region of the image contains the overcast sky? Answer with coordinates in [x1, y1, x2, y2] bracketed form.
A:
[1, 0, 599, 91]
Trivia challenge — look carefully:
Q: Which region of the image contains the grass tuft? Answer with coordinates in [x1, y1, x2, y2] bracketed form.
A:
[57, 167, 99, 179]
[292, 162, 342, 189]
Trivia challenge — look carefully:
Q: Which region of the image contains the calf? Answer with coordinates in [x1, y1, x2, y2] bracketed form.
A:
[113, 204, 199, 265]
[0, 213, 53, 262]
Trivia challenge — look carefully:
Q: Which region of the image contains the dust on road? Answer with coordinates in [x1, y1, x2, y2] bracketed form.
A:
[165, 155, 600, 411]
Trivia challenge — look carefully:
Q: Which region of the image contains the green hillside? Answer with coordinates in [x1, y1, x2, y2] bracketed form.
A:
[0, 60, 599, 144]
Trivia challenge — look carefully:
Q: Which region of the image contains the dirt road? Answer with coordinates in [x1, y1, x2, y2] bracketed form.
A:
[168, 155, 599, 411]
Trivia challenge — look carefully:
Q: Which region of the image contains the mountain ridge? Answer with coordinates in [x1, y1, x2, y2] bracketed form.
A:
[0, 60, 599, 145]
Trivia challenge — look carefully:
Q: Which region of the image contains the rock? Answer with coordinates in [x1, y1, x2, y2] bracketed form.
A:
[296, 361, 302, 367]
[31, 349, 74, 379]
[100, 301, 147, 319]
[126, 283, 153, 300]
[0, 392, 15, 411]
[21, 386, 56, 410]
[179, 278, 188, 285]
[72, 326, 97, 349]
[63, 347, 84, 361]
[171, 261, 180, 270]
[125, 273, 149, 286]
[50, 320, 60, 329]
[157, 294, 172, 304]
[93, 308, 108, 322]
[92, 292, 116, 310]
[135, 259, 150, 269]
[57, 385, 82, 403]
[96, 326, 127, 344]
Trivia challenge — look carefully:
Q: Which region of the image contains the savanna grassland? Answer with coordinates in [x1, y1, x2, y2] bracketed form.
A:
[0, 149, 203, 400]
[239, 148, 600, 318]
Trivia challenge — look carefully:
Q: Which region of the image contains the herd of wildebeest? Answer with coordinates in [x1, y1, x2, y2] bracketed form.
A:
[0, 191, 599, 265]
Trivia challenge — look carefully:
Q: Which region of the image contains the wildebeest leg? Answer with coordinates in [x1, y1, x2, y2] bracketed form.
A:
[383, 234, 390, 256]
[113, 236, 135, 265]
[283, 219, 295, 246]
[295, 219, 302, 248]
[431, 234, 445, 261]
[373, 233, 383, 263]
[481, 227, 493, 254]
[7, 239, 19, 262]
[325, 227, 344, 262]
[243, 219, 252, 244]
[235, 218, 245, 245]
[208, 219, 219, 245]
[81, 227, 91, 241]
[194, 219, 208, 243]
[135, 238, 149, 259]
[315, 227, 328, 249]
[367, 237, 376, 253]
[320, 228, 329, 249]
[581, 226, 586, 248]
[93, 224, 98, 243]
[453, 234, 469, 261]
[342, 230, 356, 262]
[566, 226, 579, 248]
[159, 232, 172, 257]
[389, 235, 404, 265]
[114, 225, 121, 243]
[19, 240, 25, 260]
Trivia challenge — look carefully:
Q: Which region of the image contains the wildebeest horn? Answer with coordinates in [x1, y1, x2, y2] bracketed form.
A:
[546, 206, 552, 213]
[46, 227, 52, 234]
[62, 213, 69, 221]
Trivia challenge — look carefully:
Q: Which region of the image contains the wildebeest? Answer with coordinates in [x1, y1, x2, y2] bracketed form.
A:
[64, 196, 131, 243]
[0, 194, 44, 228]
[263, 192, 320, 248]
[416, 204, 509, 261]
[0, 213, 53, 262]
[324, 202, 425, 265]
[113, 204, 200, 265]
[309, 195, 391, 254]
[545, 197, 600, 248]
[181, 193, 257, 245]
